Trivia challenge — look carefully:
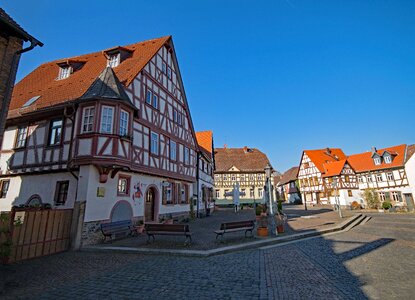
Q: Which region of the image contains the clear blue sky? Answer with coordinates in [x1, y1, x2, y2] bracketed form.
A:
[3, 0, 415, 173]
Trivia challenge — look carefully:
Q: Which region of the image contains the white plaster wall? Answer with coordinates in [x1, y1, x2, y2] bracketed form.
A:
[81, 165, 193, 222]
[405, 154, 415, 201]
[0, 172, 78, 212]
[1, 127, 17, 150]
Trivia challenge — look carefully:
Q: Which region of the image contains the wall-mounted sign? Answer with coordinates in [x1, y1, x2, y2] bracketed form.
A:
[97, 187, 105, 197]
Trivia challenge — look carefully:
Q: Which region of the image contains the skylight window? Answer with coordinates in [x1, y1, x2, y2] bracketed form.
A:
[58, 66, 72, 80]
[107, 53, 120, 68]
[22, 96, 41, 107]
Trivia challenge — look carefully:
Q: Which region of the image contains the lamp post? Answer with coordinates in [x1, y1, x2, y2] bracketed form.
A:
[332, 177, 343, 218]
[251, 184, 256, 212]
[265, 163, 276, 236]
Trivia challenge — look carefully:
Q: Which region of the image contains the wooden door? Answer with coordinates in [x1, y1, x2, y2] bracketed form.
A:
[404, 193, 414, 211]
[145, 188, 155, 222]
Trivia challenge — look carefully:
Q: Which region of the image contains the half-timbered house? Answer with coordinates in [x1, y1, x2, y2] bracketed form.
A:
[348, 144, 414, 209]
[0, 36, 198, 244]
[276, 167, 302, 204]
[195, 130, 215, 217]
[214, 146, 272, 206]
[297, 148, 347, 205]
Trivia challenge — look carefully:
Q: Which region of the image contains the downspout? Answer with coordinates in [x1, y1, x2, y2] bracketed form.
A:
[196, 152, 200, 218]
[66, 104, 79, 202]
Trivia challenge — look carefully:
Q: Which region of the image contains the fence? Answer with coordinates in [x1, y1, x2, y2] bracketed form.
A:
[0, 208, 73, 263]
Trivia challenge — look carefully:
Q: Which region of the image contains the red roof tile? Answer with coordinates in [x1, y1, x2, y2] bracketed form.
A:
[303, 148, 347, 173]
[347, 144, 406, 172]
[214, 147, 271, 172]
[195, 131, 213, 154]
[278, 167, 299, 185]
[9, 36, 170, 116]
[322, 159, 347, 177]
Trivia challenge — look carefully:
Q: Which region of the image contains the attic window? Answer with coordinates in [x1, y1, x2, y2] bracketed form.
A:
[22, 96, 41, 107]
[384, 155, 392, 164]
[58, 66, 72, 80]
[107, 53, 120, 68]
[374, 157, 381, 165]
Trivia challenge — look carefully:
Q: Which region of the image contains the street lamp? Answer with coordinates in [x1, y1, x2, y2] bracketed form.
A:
[332, 177, 343, 218]
[251, 184, 256, 212]
[265, 163, 276, 236]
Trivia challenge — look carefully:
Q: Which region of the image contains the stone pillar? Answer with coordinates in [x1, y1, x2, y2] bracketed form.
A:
[70, 201, 86, 250]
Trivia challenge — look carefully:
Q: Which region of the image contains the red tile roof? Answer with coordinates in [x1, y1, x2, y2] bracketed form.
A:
[347, 144, 407, 172]
[278, 167, 299, 185]
[195, 131, 213, 154]
[215, 147, 271, 172]
[322, 159, 347, 178]
[303, 148, 347, 173]
[9, 36, 170, 117]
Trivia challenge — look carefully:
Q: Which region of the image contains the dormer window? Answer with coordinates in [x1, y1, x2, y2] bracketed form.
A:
[58, 66, 72, 80]
[384, 154, 392, 164]
[107, 53, 120, 68]
[374, 157, 381, 165]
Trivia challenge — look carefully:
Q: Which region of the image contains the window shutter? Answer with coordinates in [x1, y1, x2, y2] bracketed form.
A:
[185, 184, 189, 204]
[397, 191, 402, 202]
[385, 192, 390, 201]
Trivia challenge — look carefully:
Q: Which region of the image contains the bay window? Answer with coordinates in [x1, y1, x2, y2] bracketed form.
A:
[100, 106, 114, 133]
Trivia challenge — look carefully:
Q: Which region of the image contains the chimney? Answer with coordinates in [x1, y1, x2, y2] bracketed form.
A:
[325, 147, 331, 155]
[371, 146, 377, 154]
[243, 146, 248, 153]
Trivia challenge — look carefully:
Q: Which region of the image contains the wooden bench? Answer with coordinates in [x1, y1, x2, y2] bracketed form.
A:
[214, 220, 255, 241]
[101, 220, 134, 242]
[145, 223, 192, 245]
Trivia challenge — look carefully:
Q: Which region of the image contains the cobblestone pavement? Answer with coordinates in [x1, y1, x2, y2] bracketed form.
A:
[1, 213, 414, 299]
[109, 205, 350, 250]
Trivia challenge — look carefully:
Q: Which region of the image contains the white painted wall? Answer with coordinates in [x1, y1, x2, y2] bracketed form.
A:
[405, 154, 415, 201]
[0, 172, 78, 212]
[80, 165, 192, 223]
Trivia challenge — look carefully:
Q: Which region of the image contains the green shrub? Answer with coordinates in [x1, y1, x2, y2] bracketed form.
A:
[382, 201, 392, 210]
[255, 205, 263, 216]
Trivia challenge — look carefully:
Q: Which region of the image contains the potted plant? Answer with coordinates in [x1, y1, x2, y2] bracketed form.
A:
[382, 201, 392, 211]
[275, 213, 287, 234]
[257, 215, 268, 237]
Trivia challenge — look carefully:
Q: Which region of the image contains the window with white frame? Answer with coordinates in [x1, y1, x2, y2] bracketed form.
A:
[184, 147, 190, 165]
[48, 119, 63, 146]
[173, 109, 178, 123]
[240, 174, 245, 181]
[153, 93, 158, 109]
[223, 174, 228, 181]
[384, 155, 392, 164]
[358, 176, 363, 183]
[150, 132, 159, 155]
[100, 106, 114, 134]
[241, 188, 246, 197]
[58, 66, 71, 80]
[146, 89, 152, 105]
[378, 192, 386, 202]
[374, 157, 381, 165]
[107, 53, 120, 68]
[15, 127, 28, 148]
[167, 67, 172, 79]
[170, 140, 177, 160]
[82, 107, 95, 133]
[117, 176, 130, 196]
[119, 110, 129, 136]
[162, 182, 173, 204]
[0, 180, 10, 198]
[215, 174, 220, 180]
[258, 174, 263, 181]
[231, 175, 236, 181]
[215, 189, 220, 198]
[250, 188, 254, 198]
[258, 188, 263, 198]
[367, 175, 373, 183]
[177, 113, 182, 126]
[376, 174, 383, 182]
[391, 191, 402, 202]
[387, 172, 394, 181]
[250, 174, 255, 181]
[162, 62, 167, 74]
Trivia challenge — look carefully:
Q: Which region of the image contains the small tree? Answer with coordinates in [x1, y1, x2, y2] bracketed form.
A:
[363, 188, 380, 209]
